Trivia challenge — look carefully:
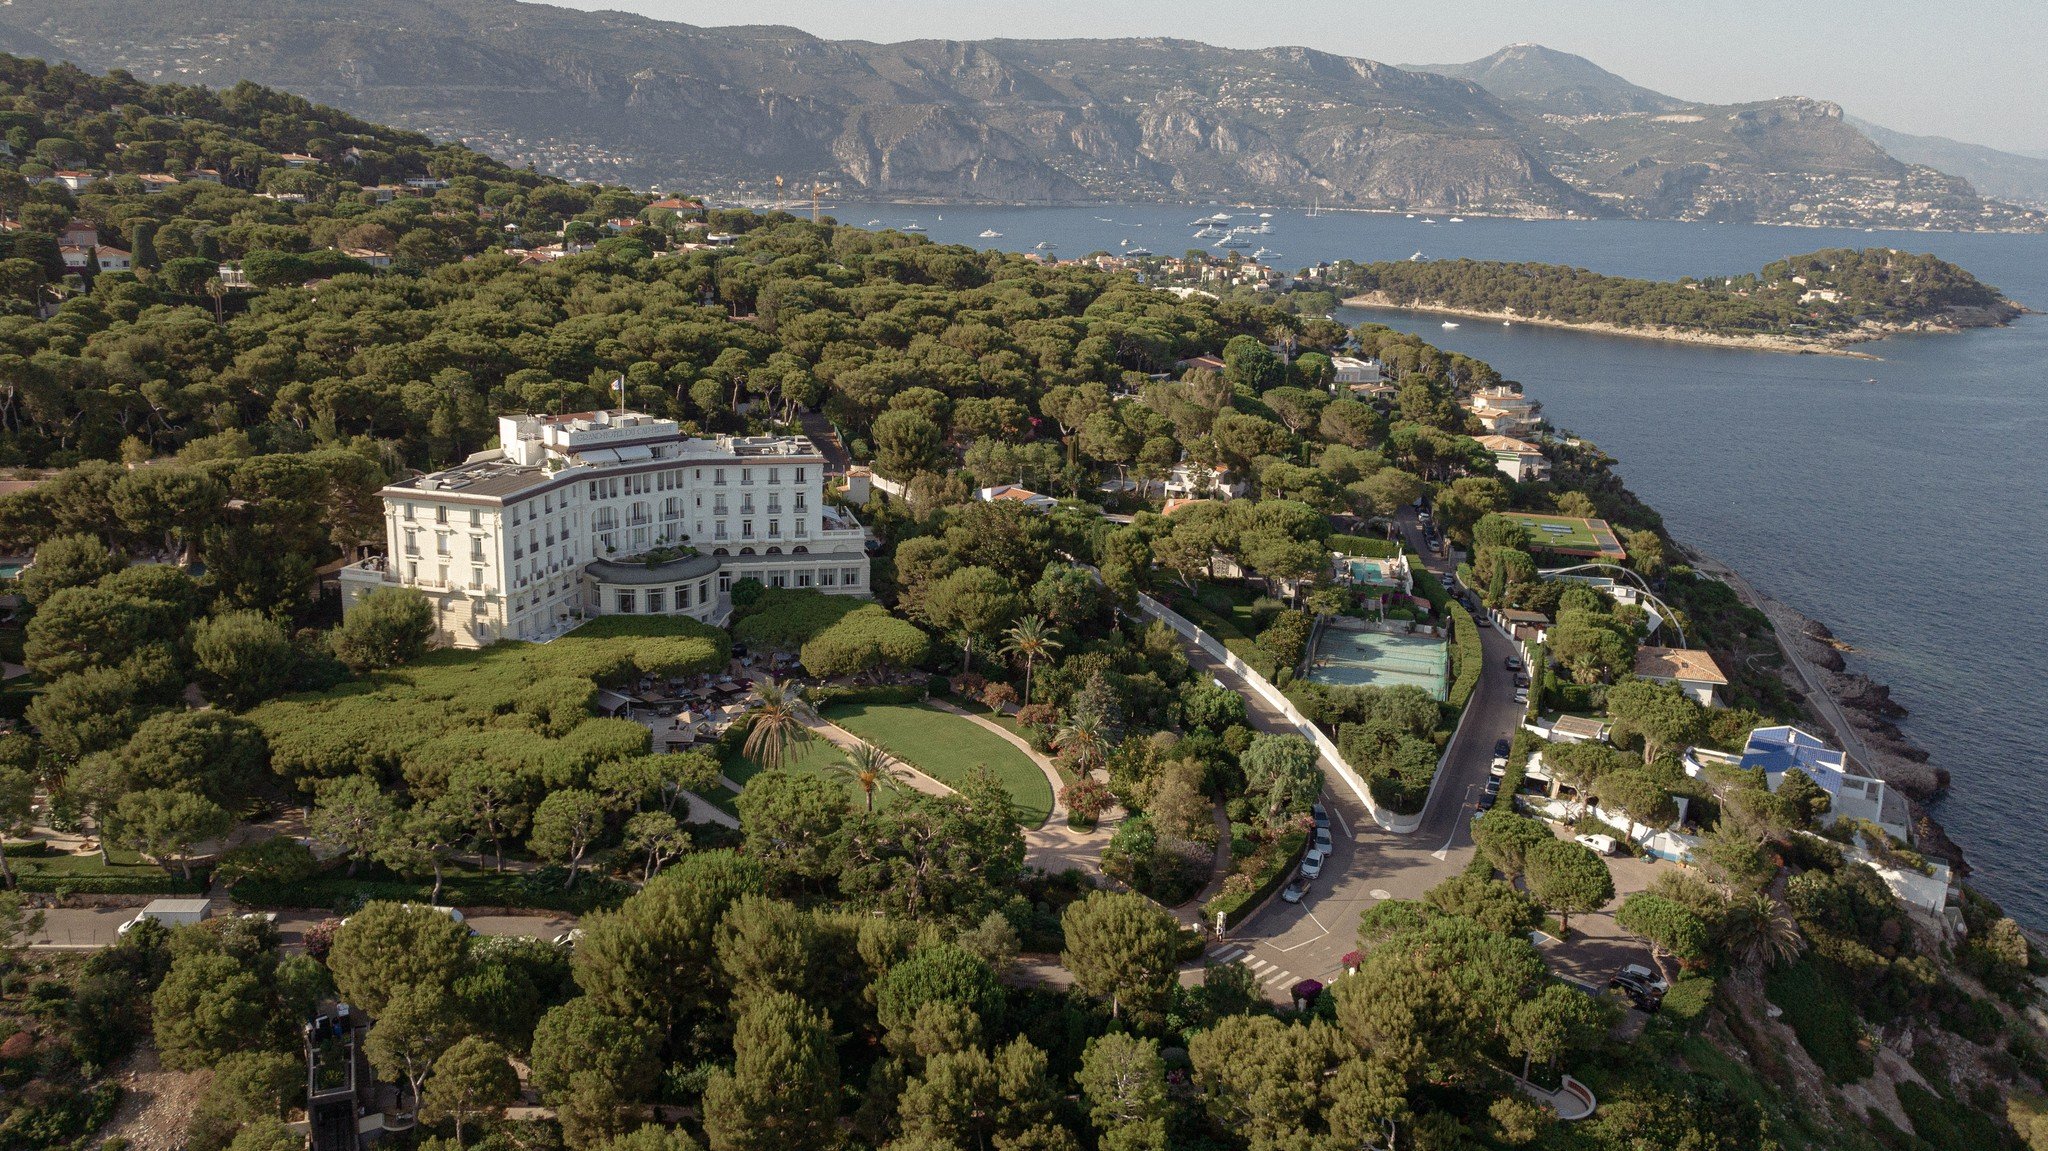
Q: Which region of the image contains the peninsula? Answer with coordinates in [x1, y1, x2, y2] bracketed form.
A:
[1334, 248, 2026, 355]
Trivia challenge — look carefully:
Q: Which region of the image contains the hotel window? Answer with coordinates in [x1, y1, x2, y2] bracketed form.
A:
[544, 494, 553, 513]
[740, 497, 754, 515]
[470, 539, 485, 562]
[796, 570, 813, 588]
[713, 497, 727, 515]
[768, 519, 780, 538]
[436, 533, 451, 556]
[768, 467, 780, 484]
[675, 584, 691, 609]
[616, 590, 636, 613]
[435, 506, 448, 525]
[438, 564, 449, 584]
[717, 573, 731, 593]
[770, 572, 787, 589]
[404, 503, 416, 521]
[646, 590, 665, 613]
[714, 468, 726, 486]
[842, 567, 861, 587]
[741, 468, 753, 486]
[741, 520, 754, 540]
[820, 569, 836, 587]
[796, 467, 806, 484]
[795, 521, 808, 539]
[795, 493, 807, 511]
[407, 561, 419, 580]
[472, 566, 485, 587]
[404, 529, 419, 557]
[469, 508, 481, 527]
[699, 579, 711, 602]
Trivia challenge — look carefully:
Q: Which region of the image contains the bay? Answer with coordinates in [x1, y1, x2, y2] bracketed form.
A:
[837, 200, 2048, 923]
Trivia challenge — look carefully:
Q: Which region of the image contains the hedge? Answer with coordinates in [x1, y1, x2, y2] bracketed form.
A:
[1446, 601, 1483, 717]
[1205, 827, 1308, 930]
[234, 866, 628, 914]
[1326, 534, 1401, 559]
[1525, 641, 1548, 720]
[1171, 593, 1278, 680]
[810, 682, 931, 708]
[16, 872, 209, 895]
[1406, 554, 1451, 613]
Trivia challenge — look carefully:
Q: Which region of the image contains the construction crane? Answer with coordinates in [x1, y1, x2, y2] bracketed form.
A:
[809, 182, 832, 224]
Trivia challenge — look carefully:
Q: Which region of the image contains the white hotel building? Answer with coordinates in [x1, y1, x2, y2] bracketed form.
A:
[339, 411, 871, 648]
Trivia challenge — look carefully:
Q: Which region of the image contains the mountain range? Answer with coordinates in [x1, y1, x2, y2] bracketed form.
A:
[0, 0, 2039, 229]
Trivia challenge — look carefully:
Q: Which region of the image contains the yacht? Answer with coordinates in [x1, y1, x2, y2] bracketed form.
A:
[1251, 247, 1277, 260]
[1125, 246, 1153, 257]
[866, 219, 882, 226]
[1408, 251, 1425, 261]
[979, 228, 1003, 238]
[1441, 321, 1459, 329]
[1448, 216, 1465, 223]
[1421, 217, 1437, 224]
[902, 222, 925, 232]
[1194, 225, 1224, 239]
[1404, 213, 1415, 219]
[1206, 212, 1234, 222]
[1258, 212, 1273, 218]
[1217, 236, 1252, 249]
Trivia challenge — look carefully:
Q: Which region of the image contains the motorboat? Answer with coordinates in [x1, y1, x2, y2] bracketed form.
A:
[1125, 246, 1153, 257]
[866, 219, 881, 226]
[1404, 213, 1415, 219]
[1194, 225, 1224, 239]
[1408, 251, 1425, 261]
[1441, 321, 1459, 329]
[1421, 217, 1437, 224]
[1217, 236, 1252, 249]
[902, 222, 925, 232]
[979, 228, 1003, 238]
[1448, 216, 1465, 223]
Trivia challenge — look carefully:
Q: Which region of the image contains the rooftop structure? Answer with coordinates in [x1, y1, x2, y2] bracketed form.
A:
[1505, 513, 1627, 560]
[1740, 725, 1911, 842]
[1634, 646, 1729, 705]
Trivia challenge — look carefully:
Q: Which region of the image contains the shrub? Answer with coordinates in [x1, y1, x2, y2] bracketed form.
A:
[1765, 958, 1873, 1081]
[1204, 827, 1307, 930]
[1446, 601, 1483, 716]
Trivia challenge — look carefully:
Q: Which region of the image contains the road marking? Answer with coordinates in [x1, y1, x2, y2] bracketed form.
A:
[1247, 958, 1272, 972]
[1264, 969, 1297, 987]
[1332, 807, 1352, 840]
[1369, 888, 1392, 900]
[1431, 783, 1478, 860]
[1210, 946, 1244, 963]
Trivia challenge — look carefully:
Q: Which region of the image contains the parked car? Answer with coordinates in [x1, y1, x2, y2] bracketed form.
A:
[1492, 738, 1512, 758]
[1312, 826, 1333, 854]
[1610, 971, 1666, 1004]
[1484, 777, 1502, 796]
[1514, 674, 1531, 689]
[1281, 879, 1308, 904]
[1312, 803, 1330, 833]
[1299, 848, 1326, 880]
[1504, 656, 1523, 672]
[1621, 964, 1671, 994]
[1417, 511, 1432, 524]
[1575, 833, 1620, 856]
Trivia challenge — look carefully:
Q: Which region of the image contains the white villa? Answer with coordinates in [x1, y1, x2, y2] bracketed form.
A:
[1475, 434, 1550, 482]
[1731, 725, 1912, 843]
[339, 411, 870, 648]
[1163, 461, 1247, 501]
[1330, 355, 1385, 385]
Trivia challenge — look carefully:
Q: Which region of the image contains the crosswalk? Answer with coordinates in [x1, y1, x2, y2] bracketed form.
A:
[1205, 943, 1312, 992]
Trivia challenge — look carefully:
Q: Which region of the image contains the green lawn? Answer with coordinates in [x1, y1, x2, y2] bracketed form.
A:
[823, 702, 1054, 826]
[9, 845, 199, 892]
[719, 731, 911, 814]
[1505, 513, 1625, 558]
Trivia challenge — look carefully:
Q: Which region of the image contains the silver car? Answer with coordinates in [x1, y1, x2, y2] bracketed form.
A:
[1299, 847, 1326, 880]
[1313, 826, 1334, 854]
[1281, 879, 1308, 904]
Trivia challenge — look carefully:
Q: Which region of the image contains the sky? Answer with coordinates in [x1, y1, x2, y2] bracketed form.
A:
[550, 0, 2048, 154]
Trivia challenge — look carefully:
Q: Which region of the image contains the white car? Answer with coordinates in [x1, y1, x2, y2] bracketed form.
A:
[1313, 826, 1334, 854]
[1299, 848, 1326, 880]
[1575, 833, 1620, 856]
[1622, 963, 1671, 994]
[1281, 880, 1308, 904]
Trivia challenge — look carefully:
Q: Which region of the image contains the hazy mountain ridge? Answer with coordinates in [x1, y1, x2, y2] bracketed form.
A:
[0, 0, 2037, 228]
[1849, 116, 2048, 208]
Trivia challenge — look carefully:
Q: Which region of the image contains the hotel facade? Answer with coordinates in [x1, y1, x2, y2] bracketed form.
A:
[339, 411, 870, 647]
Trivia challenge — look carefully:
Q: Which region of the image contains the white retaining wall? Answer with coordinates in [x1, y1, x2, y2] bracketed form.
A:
[1138, 593, 1422, 834]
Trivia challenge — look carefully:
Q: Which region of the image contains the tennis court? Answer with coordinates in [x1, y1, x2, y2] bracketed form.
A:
[1305, 628, 1450, 700]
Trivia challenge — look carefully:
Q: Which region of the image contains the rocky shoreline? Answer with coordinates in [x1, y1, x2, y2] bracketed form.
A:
[1340, 294, 2027, 359]
[1683, 545, 1970, 878]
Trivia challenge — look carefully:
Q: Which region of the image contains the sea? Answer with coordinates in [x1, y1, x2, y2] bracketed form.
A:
[835, 200, 2048, 925]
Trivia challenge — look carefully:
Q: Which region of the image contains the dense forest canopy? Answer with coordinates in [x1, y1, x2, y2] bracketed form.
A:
[1331, 248, 2015, 336]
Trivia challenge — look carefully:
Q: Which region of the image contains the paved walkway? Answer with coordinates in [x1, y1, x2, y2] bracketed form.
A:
[1687, 552, 1880, 773]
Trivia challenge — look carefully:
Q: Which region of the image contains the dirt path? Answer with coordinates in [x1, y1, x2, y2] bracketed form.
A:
[94, 1046, 207, 1151]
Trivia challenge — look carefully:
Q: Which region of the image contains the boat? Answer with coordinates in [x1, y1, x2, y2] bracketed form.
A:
[1441, 321, 1460, 329]
[902, 222, 925, 232]
[978, 229, 1003, 238]
[1125, 247, 1152, 257]
[1404, 213, 1415, 219]
[1421, 217, 1437, 224]
[866, 219, 882, 226]
[1194, 225, 1224, 239]
[1408, 251, 1425, 261]
[1502, 321, 1512, 327]
[936, 214, 943, 221]
[1251, 247, 1274, 260]
[1217, 236, 1252, 249]
[1033, 240, 1056, 250]
[1258, 212, 1273, 218]
[1206, 212, 1234, 222]
[1448, 216, 1465, 223]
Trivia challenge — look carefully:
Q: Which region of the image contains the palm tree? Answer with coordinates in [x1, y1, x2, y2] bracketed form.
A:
[1724, 891, 1805, 971]
[1001, 616, 1062, 706]
[833, 741, 910, 813]
[1053, 713, 1108, 777]
[743, 678, 817, 772]
[203, 277, 226, 323]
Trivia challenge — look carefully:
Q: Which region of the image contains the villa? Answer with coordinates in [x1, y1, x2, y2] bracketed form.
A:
[1634, 646, 1729, 705]
[1163, 461, 1247, 501]
[1738, 725, 1911, 842]
[1476, 434, 1550, 482]
[339, 410, 870, 648]
[1332, 551, 1414, 595]
[976, 484, 1058, 513]
[1330, 355, 1384, 385]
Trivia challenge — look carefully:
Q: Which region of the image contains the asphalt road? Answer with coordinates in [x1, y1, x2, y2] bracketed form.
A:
[1188, 512, 1534, 997]
[26, 906, 576, 952]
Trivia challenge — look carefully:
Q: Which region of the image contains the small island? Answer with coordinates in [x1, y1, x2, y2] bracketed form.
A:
[1334, 247, 2026, 355]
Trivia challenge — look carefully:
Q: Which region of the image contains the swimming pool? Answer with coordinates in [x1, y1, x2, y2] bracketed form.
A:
[1305, 628, 1450, 700]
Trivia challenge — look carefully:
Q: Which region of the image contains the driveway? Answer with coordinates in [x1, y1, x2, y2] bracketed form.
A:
[1172, 513, 1532, 999]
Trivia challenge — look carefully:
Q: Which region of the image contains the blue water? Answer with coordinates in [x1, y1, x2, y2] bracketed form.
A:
[839, 201, 2048, 923]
